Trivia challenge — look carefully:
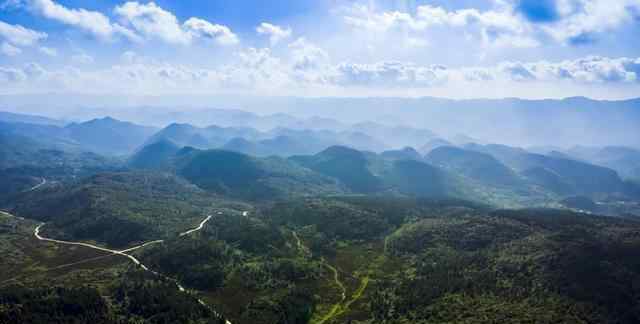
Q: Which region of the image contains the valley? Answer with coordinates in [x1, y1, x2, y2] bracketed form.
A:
[3, 1, 640, 321]
[1, 109, 640, 324]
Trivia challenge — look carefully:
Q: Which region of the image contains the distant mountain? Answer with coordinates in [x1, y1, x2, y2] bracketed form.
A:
[0, 131, 116, 174]
[350, 122, 436, 148]
[450, 134, 483, 145]
[0, 111, 66, 127]
[384, 159, 459, 197]
[0, 121, 80, 151]
[426, 146, 521, 187]
[178, 149, 345, 200]
[221, 137, 261, 156]
[419, 138, 452, 155]
[4, 96, 640, 147]
[380, 147, 422, 161]
[568, 146, 640, 180]
[466, 144, 628, 196]
[560, 196, 599, 213]
[128, 139, 180, 170]
[1, 116, 157, 157]
[147, 122, 389, 156]
[290, 146, 383, 193]
[145, 123, 211, 148]
[521, 167, 574, 195]
[65, 117, 158, 155]
[285, 96, 640, 148]
[222, 135, 321, 157]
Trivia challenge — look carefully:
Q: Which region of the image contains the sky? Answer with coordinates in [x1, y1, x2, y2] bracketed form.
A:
[0, 0, 639, 99]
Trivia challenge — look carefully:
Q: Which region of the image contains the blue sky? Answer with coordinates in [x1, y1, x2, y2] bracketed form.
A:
[0, 0, 639, 99]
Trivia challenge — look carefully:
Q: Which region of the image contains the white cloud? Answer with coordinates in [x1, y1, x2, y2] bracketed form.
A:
[25, 0, 138, 41]
[1, 41, 21, 56]
[184, 18, 239, 45]
[256, 22, 292, 45]
[341, 3, 538, 48]
[538, 0, 640, 44]
[0, 67, 27, 83]
[114, 1, 238, 46]
[114, 1, 189, 44]
[38, 46, 57, 56]
[288, 38, 330, 71]
[341, 1, 640, 48]
[71, 53, 94, 65]
[333, 61, 449, 87]
[0, 20, 46, 46]
[23, 62, 45, 77]
[498, 56, 640, 83]
[1, 54, 639, 96]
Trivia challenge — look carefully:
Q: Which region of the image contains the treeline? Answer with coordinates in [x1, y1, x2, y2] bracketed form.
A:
[0, 271, 227, 324]
[370, 208, 640, 323]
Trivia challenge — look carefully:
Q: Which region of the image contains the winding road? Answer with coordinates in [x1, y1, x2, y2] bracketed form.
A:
[27, 178, 47, 192]
[179, 215, 212, 237]
[292, 230, 370, 324]
[31, 213, 230, 324]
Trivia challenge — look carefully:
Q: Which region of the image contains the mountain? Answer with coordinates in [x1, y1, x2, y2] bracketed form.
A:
[0, 131, 118, 178]
[568, 146, 640, 179]
[426, 146, 521, 187]
[0, 121, 80, 151]
[560, 196, 599, 212]
[178, 149, 345, 200]
[350, 122, 436, 148]
[521, 167, 574, 195]
[467, 144, 628, 196]
[65, 117, 158, 155]
[380, 147, 422, 161]
[146, 123, 264, 149]
[290, 146, 383, 193]
[284, 96, 640, 148]
[419, 138, 453, 154]
[0, 111, 66, 127]
[384, 159, 459, 197]
[7, 171, 221, 248]
[222, 135, 320, 157]
[128, 139, 180, 170]
[221, 137, 262, 156]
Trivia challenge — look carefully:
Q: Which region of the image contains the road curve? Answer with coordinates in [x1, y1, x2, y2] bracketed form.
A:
[33, 213, 230, 323]
[30, 178, 47, 191]
[34, 223, 147, 268]
[180, 215, 212, 236]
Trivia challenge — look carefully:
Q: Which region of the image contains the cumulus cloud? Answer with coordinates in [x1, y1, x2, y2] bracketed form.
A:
[0, 67, 27, 83]
[341, 3, 538, 48]
[0, 20, 47, 46]
[256, 22, 292, 45]
[114, 1, 188, 44]
[38, 46, 57, 56]
[1, 54, 639, 96]
[538, 0, 640, 44]
[114, 1, 238, 46]
[288, 38, 330, 71]
[23, 0, 138, 41]
[1, 41, 21, 56]
[184, 18, 239, 45]
[71, 53, 94, 65]
[334, 62, 448, 87]
[341, 1, 640, 48]
[496, 56, 640, 83]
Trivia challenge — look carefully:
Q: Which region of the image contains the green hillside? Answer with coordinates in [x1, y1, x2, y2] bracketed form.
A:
[7, 171, 226, 248]
[426, 146, 522, 187]
[179, 149, 345, 200]
[290, 146, 383, 193]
